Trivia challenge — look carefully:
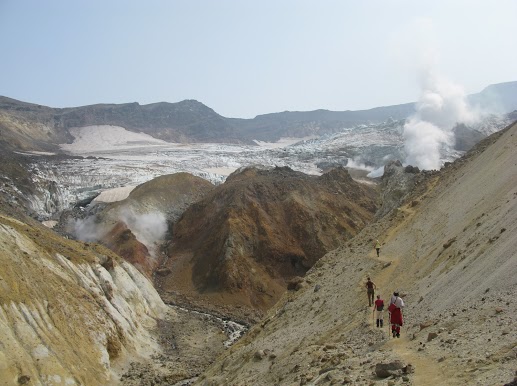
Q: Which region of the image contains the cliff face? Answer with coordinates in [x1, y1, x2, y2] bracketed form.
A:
[0, 214, 170, 385]
[156, 166, 378, 321]
[197, 123, 517, 386]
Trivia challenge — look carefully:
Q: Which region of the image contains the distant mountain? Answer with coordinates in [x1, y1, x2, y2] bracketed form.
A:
[0, 97, 242, 151]
[0, 81, 515, 152]
[468, 81, 517, 114]
[229, 103, 416, 141]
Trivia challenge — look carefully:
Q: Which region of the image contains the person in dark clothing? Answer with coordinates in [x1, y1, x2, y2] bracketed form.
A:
[365, 277, 376, 306]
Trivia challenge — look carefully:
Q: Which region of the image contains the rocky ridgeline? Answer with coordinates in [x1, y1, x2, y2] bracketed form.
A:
[2, 81, 516, 154]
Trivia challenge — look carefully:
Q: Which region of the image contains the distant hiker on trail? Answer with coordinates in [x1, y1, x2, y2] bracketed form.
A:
[365, 277, 376, 306]
[373, 294, 384, 328]
[374, 240, 381, 257]
[388, 291, 405, 338]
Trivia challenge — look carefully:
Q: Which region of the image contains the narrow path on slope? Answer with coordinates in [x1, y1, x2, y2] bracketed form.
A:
[367, 205, 458, 385]
[368, 258, 455, 385]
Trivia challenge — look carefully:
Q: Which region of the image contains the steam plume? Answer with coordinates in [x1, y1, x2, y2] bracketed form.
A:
[71, 206, 167, 257]
[403, 71, 479, 170]
[118, 207, 167, 256]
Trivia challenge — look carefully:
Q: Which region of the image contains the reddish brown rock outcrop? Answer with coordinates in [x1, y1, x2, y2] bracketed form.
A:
[157, 166, 378, 319]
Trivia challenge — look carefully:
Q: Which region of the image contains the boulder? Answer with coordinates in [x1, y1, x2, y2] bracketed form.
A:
[375, 360, 405, 378]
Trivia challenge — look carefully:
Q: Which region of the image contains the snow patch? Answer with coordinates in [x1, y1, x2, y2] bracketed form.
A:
[60, 125, 169, 153]
[93, 186, 137, 203]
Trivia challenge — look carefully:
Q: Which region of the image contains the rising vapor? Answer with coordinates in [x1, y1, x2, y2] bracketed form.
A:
[117, 207, 168, 256]
[71, 206, 168, 257]
[403, 71, 479, 170]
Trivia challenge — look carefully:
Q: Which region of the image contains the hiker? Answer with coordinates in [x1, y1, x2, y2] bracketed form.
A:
[373, 294, 384, 328]
[388, 291, 405, 338]
[365, 277, 376, 306]
[374, 240, 381, 257]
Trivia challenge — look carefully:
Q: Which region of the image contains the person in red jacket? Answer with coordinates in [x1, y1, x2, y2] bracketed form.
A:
[373, 295, 385, 328]
[388, 291, 405, 338]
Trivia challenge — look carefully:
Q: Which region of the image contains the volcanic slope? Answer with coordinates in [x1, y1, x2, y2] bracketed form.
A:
[156, 166, 378, 321]
[0, 211, 171, 386]
[64, 173, 214, 278]
[198, 121, 517, 385]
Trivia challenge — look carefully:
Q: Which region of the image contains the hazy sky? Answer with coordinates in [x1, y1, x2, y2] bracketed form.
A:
[0, 0, 515, 118]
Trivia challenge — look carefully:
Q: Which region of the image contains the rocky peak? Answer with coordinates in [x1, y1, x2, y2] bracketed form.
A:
[156, 166, 378, 321]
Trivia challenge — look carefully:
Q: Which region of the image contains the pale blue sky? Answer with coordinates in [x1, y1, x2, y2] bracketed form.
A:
[0, 0, 515, 118]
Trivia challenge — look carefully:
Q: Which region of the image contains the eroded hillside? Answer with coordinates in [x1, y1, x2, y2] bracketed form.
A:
[0, 213, 171, 385]
[156, 166, 378, 321]
[197, 122, 517, 385]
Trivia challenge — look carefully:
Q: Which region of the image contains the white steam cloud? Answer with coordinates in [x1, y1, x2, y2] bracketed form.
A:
[72, 215, 107, 242]
[118, 207, 167, 256]
[347, 157, 374, 172]
[403, 71, 479, 170]
[71, 206, 168, 257]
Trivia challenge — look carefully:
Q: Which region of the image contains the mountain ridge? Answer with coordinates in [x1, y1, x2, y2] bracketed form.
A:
[1, 81, 516, 151]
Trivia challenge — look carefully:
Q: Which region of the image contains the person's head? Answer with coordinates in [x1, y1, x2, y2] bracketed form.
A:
[377, 295, 380, 299]
[393, 291, 399, 297]
[367, 277, 371, 281]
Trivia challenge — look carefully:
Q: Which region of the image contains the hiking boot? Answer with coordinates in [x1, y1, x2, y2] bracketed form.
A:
[376, 319, 380, 328]
[380, 320, 383, 328]
[396, 333, 400, 338]
[392, 331, 396, 338]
